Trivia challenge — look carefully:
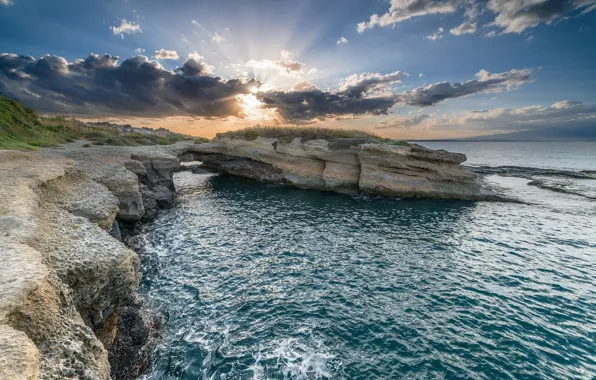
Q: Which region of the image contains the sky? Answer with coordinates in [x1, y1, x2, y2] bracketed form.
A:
[1, 0, 595, 139]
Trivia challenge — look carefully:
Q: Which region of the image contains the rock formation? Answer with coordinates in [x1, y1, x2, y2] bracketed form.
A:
[182, 136, 501, 200]
[0, 144, 180, 380]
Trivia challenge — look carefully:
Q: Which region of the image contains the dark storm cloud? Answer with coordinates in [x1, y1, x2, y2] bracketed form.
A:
[257, 88, 399, 121]
[0, 52, 533, 122]
[256, 68, 532, 121]
[0, 53, 258, 118]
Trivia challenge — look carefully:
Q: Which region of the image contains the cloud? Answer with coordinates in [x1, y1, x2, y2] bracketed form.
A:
[396, 68, 533, 106]
[245, 50, 308, 76]
[357, 0, 596, 36]
[1, 0, 14, 6]
[0, 52, 259, 118]
[256, 88, 399, 122]
[430, 100, 596, 131]
[336, 36, 349, 45]
[154, 49, 180, 60]
[280, 49, 293, 60]
[186, 52, 214, 74]
[375, 114, 431, 129]
[0, 52, 535, 124]
[339, 71, 407, 97]
[110, 19, 142, 39]
[450, 22, 477, 35]
[211, 32, 225, 44]
[372, 100, 596, 133]
[425, 27, 444, 40]
[487, 0, 596, 34]
[191, 20, 200, 26]
[358, 0, 459, 32]
[291, 82, 319, 91]
[135, 48, 145, 54]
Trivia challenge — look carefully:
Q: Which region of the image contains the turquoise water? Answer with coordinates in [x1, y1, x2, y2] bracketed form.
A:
[136, 143, 596, 380]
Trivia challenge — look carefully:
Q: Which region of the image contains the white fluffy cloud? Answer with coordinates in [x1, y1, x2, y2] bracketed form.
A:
[488, 0, 596, 34]
[336, 36, 349, 45]
[1, 0, 14, 6]
[245, 50, 308, 76]
[154, 49, 180, 60]
[135, 48, 145, 54]
[339, 71, 407, 96]
[425, 27, 444, 40]
[450, 22, 477, 35]
[358, 0, 596, 36]
[358, 0, 458, 32]
[110, 19, 142, 39]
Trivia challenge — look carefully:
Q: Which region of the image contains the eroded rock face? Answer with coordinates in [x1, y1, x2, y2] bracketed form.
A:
[0, 147, 181, 380]
[185, 137, 494, 200]
[0, 324, 40, 380]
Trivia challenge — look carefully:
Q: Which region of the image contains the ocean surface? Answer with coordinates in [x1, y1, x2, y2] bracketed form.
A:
[134, 142, 596, 380]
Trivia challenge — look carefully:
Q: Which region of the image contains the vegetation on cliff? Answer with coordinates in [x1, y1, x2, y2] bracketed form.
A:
[217, 125, 410, 147]
[0, 95, 208, 150]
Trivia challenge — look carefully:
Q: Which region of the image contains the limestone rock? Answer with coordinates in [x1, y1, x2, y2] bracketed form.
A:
[93, 165, 145, 222]
[0, 325, 40, 380]
[185, 137, 496, 200]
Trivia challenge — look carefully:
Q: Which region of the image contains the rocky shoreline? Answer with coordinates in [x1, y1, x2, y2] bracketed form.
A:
[0, 142, 182, 380]
[0, 138, 503, 379]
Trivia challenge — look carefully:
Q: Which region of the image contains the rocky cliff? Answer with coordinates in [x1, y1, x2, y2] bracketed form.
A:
[183, 137, 500, 200]
[0, 143, 180, 380]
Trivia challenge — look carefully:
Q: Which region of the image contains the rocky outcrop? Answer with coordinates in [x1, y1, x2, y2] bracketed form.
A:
[184, 137, 501, 200]
[0, 145, 180, 380]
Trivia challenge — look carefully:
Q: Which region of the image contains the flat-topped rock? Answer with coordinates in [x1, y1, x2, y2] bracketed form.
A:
[184, 136, 500, 200]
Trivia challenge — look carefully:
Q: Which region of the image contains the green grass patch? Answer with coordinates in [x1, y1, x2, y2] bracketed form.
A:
[0, 95, 198, 151]
[217, 125, 410, 147]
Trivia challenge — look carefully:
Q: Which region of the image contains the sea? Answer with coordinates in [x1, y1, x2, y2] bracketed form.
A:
[133, 141, 596, 380]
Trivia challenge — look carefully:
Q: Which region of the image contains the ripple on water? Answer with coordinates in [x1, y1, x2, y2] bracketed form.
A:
[135, 172, 596, 380]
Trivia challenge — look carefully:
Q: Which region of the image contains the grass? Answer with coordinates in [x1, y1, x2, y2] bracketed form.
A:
[0, 94, 209, 150]
[217, 125, 410, 147]
[0, 95, 82, 150]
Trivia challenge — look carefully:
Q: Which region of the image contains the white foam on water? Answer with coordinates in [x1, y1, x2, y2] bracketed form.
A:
[262, 337, 337, 379]
[247, 354, 265, 380]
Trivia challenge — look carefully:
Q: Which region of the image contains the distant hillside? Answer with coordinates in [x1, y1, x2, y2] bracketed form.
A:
[0, 95, 208, 150]
[462, 125, 596, 141]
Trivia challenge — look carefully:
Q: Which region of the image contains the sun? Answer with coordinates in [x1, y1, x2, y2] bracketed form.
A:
[237, 94, 276, 120]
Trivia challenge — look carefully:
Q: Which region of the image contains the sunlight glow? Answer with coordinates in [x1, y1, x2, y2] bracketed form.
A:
[237, 94, 276, 120]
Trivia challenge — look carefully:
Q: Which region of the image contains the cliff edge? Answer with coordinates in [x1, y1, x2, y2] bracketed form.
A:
[0, 143, 180, 380]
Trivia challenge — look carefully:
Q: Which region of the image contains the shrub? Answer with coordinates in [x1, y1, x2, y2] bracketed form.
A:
[104, 137, 126, 146]
[216, 125, 411, 147]
[83, 144, 91, 147]
[84, 131, 108, 140]
[194, 137, 210, 144]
